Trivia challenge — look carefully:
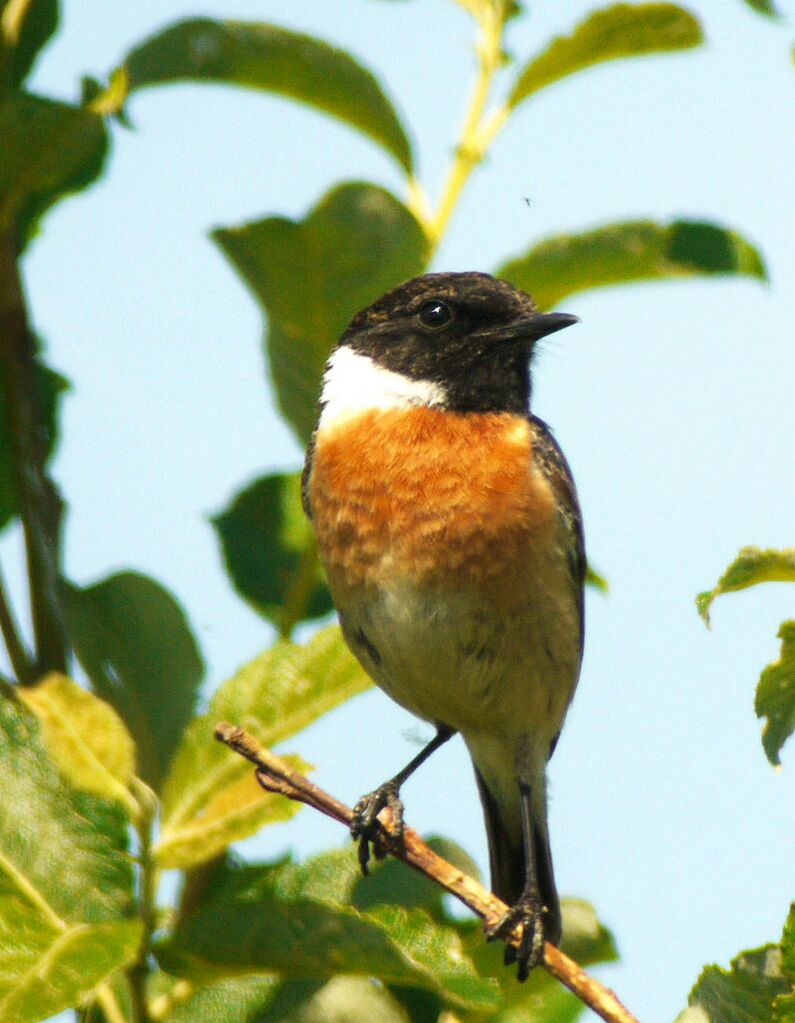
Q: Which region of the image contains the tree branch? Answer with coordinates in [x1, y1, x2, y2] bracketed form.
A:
[214, 721, 640, 1023]
[0, 230, 67, 677]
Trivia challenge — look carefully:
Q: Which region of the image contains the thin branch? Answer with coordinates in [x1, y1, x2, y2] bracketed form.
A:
[0, 558, 33, 682]
[214, 722, 641, 1023]
[0, 231, 67, 677]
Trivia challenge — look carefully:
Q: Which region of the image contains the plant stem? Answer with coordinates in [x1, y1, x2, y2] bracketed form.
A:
[94, 983, 129, 1023]
[428, 4, 507, 250]
[0, 231, 67, 678]
[128, 780, 158, 1023]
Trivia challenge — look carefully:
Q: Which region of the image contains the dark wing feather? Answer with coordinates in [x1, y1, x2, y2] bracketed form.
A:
[528, 414, 586, 659]
[301, 431, 316, 520]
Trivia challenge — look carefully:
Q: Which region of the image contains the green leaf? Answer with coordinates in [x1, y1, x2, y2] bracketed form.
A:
[18, 672, 137, 813]
[498, 219, 767, 312]
[113, 18, 413, 173]
[157, 857, 500, 1012]
[0, 358, 67, 531]
[696, 547, 795, 624]
[509, 3, 702, 107]
[681, 945, 793, 1023]
[166, 975, 412, 1023]
[157, 625, 370, 869]
[213, 181, 428, 443]
[779, 907, 795, 1023]
[755, 621, 795, 767]
[0, 693, 141, 1022]
[740, 0, 781, 17]
[212, 472, 332, 632]
[64, 571, 205, 791]
[0, 92, 107, 246]
[0, 0, 59, 87]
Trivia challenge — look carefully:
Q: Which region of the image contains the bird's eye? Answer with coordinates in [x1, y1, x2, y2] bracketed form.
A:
[418, 299, 454, 330]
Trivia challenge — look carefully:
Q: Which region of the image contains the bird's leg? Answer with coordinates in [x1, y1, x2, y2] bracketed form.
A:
[485, 782, 547, 981]
[351, 723, 455, 874]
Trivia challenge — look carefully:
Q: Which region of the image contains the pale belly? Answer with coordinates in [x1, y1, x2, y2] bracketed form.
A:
[331, 553, 580, 744]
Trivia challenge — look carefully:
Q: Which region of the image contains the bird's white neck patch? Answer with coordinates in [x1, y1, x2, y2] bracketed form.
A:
[318, 346, 447, 430]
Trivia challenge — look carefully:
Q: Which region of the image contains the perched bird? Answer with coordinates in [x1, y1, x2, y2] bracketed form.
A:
[302, 271, 584, 978]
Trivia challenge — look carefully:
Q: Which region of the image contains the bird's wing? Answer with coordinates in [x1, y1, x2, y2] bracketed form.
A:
[301, 431, 316, 520]
[528, 414, 586, 658]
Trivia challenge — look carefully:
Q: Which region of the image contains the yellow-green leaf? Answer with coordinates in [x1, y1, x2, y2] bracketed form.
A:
[756, 621, 795, 767]
[157, 626, 370, 868]
[109, 18, 413, 173]
[0, 693, 139, 1022]
[0, 919, 142, 1023]
[498, 219, 766, 312]
[154, 756, 306, 870]
[696, 547, 795, 624]
[509, 3, 702, 107]
[18, 673, 137, 813]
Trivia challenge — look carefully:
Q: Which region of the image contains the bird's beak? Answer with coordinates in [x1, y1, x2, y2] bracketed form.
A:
[479, 310, 579, 343]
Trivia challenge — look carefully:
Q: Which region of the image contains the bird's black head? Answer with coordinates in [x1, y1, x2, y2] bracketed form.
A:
[335, 271, 578, 415]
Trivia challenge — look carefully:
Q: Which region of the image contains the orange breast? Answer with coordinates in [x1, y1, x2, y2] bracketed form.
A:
[309, 407, 557, 591]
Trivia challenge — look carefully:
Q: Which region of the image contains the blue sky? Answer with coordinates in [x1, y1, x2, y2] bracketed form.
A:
[13, 1, 795, 1020]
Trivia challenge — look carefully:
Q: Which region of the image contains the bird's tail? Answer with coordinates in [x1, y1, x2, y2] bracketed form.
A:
[474, 768, 562, 945]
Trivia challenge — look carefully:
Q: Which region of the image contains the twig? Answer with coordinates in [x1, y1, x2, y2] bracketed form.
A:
[214, 722, 640, 1023]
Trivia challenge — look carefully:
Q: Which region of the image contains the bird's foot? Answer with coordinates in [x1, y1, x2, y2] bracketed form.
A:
[485, 887, 547, 981]
[350, 780, 404, 875]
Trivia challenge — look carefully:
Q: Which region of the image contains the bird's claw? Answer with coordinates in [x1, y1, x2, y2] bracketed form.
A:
[350, 780, 404, 874]
[485, 888, 547, 981]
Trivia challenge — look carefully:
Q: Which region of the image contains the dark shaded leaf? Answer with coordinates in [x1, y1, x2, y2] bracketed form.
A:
[213, 182, 428, 442]
[0, 693, 141, 1021]
[212, 472, 332, 631]
[756, 621, 795, 767]
[0, 92, 108, 247]
[113, 18, 413, 173]
[509, 3, 702, 107]
[498, 219, 767, 312]
[696, 547, 795, 624]
[157, 857, 499, 1012]
[0, 0, 59, 87]
[64, 571, 204, 790]
[0, 357, 67, 530]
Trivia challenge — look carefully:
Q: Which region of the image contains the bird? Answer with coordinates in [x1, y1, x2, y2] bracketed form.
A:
[302, 271, 584, 979]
